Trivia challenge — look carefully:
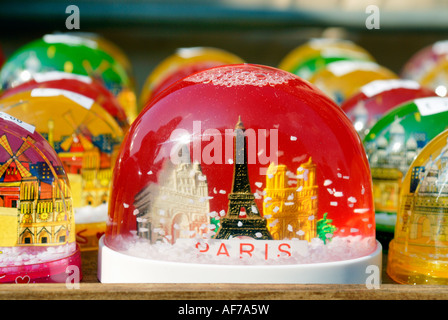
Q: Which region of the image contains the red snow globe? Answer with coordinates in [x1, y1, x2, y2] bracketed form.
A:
[0, 112, 81, 283]
[99, 64, 381, 284]
[341, 79, 437, 139]
[402, 40, 448, 93]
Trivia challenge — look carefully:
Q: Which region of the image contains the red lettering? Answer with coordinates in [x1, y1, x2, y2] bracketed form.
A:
[195, 241, 209, 253]
[217, 243, 230, 257]
[240, 243, 255, 258]
[265, 243, 268, 260]
[278, 243, 291, 257]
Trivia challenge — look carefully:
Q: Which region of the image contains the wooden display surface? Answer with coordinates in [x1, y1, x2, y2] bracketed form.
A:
[1, 250, 448, 300]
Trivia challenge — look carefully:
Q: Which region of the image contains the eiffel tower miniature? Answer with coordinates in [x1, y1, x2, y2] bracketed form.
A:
[214, 116, 272, 240]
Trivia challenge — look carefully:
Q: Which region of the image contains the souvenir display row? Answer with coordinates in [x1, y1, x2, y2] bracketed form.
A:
[0, 33, 447, 285]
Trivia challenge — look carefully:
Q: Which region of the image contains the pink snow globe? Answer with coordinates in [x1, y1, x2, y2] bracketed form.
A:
[0, 112, 81, 283]
[98, 64, 381, 284]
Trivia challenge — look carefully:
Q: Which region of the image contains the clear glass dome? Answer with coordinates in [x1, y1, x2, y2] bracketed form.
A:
[363, 97, 448, 234]
[0, 88, 124, 251]
[0, 112, 80, 283]
[139, 47, 244, 107]
[0, 33, 137, 124]
[341, 79, 437, 139]
[308, 60, 398, 105]
[388, 129, 448, 284]
[278, 38, 375, 80]
[102, 64, 379, 283]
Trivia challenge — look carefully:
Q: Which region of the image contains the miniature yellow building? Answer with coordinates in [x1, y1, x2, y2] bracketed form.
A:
[0, 134, 75, 247]
[398, 161, 448, 246]
[263, 157, 318, 241]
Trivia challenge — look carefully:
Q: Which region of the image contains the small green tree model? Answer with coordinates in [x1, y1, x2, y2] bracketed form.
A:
[316, 212, 337, 244]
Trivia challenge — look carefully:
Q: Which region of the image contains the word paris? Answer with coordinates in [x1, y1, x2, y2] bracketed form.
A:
[191, 239, 308, 261]
[169, 121, 278, 170]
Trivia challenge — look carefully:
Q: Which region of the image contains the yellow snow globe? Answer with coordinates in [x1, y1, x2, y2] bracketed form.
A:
[388, 128, 448, 284]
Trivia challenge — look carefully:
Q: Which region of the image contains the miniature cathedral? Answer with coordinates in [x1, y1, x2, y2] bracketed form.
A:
[263, 158, 318, 241]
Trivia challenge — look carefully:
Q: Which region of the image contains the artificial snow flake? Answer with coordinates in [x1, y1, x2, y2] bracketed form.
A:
[269, 219, 279, 227]
[237, 221, 243, 227]
[330, 202, 338, 206]
[348, 197, 357, 203]
[255, 182, 263, 188]
[290, 136, 297, 141]
[133, 209, 139, 215]
[324, 179, 332, 186]
[123, 203, 129, 208]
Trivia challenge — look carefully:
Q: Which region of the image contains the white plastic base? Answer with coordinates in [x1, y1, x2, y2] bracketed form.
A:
[97, 235, 382, 284]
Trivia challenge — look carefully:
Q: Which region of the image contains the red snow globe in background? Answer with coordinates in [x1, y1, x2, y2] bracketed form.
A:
[0, 71, 129, 131]
[0, 112, 81, 283]
[341, 79, 437, 139]
[98, 64, 381, 284]
[139, 47, 244, 107]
